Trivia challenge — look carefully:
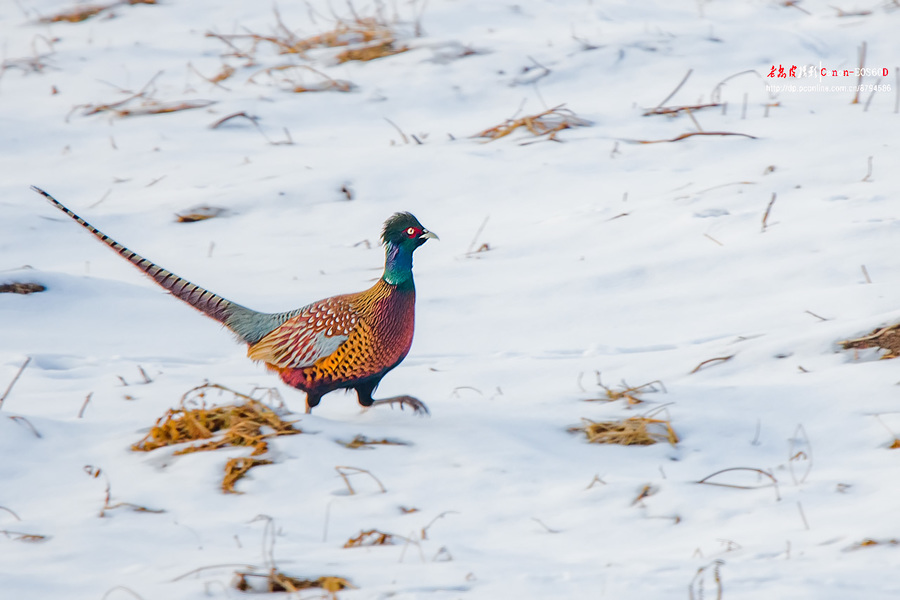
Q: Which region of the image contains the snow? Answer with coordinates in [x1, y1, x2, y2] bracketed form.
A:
[2, 0, 899, 598]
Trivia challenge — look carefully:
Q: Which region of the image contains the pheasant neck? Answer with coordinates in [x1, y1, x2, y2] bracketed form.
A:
[382, 243, 415, 289]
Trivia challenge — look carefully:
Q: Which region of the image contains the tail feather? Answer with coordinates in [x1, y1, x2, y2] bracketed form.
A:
[31, 186, 283, 345]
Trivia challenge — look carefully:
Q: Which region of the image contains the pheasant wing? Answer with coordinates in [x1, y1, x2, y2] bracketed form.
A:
[247, 296, 359, 369]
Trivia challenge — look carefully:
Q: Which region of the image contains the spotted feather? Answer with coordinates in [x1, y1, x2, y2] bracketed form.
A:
[247, 295, 357, 368]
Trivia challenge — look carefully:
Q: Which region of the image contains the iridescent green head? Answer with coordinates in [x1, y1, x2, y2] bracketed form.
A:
[381, 212, 438, 248]
[381, 212, 437, 287]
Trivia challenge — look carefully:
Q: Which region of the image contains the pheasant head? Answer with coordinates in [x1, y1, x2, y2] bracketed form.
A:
[381, 212, 437, 287]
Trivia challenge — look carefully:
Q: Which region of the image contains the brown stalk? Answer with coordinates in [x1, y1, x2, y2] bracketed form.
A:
[335, 466, 386, 495]
[585, 378, 665, 405]
[338, 434, 409, 449]
[761, 193, 777, 232]
[0, 530, 49, 543]
[248, 64, 352, 93]
[635, 131, 756, 144]
[643, 103, 720, 117]
[0, 357, 31, 410]
[473, 105, 590, 143]
[343, 529, 399, 547]
[689, 355, 734, 374]
[222, 457, 273, 494]
[696, 467, 781, 500]
[37, 0, 158, 24]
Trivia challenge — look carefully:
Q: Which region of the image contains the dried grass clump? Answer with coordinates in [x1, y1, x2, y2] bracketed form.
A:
[133, 383, 300, 493]
[223, 457, 273, 494]
[208, 15, 410, 64]
[248, 65, 353, 94]
[839, 324, 900, 359]
[569, 415, 678, 446]
[175, 206, 226, 223]
[38, 0, 156, 24]
[72, 71, 214, 120]
[0, 530, 49, 543]
[845, 538, 899, 551]
[338, 434, 409, 449]
[472, 105, 591, 143]
[234, 569, 354, 597]
[336, 40, 408, 63]
[132, 396, 299, 456]
[643, 103, 721, 117]
[277, 17, 396, 55]
[208, 64, 236, 84]
[343, 529, 398, 548]
[40, 4, 105, 22]
[585, 379, 665, 406]
[0, 283, 45, 294]
[81, 98, 215, 119]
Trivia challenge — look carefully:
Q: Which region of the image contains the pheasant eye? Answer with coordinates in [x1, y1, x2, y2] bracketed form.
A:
[406, 227, 417, 237]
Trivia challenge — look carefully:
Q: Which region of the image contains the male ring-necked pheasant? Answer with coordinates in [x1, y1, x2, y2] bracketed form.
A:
[31, 186, 436, 414]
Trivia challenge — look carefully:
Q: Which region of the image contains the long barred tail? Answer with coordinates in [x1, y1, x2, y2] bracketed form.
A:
[30, 186, 279, 345]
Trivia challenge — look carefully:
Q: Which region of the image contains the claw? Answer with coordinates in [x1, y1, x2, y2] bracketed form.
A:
[370, 395, 430, 416]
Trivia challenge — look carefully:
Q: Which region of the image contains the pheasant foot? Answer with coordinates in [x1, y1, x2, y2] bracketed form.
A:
[369, 395, 430, 416]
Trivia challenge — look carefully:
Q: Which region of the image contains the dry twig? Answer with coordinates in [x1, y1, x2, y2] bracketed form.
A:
[689, 355, 734, 374]
[655, 69, 693, 110]
[0, 530, 49, 543]
[788, 424, 813, 485]
[761, 193, 777, 232]
[472, 105, 590, 143]
[7, 415, 41, 438]
[343, 529, 399, 547]
[696, 467, 781, 500]
[635, 131, 756, 144]
[585, 376, 665, 406]
[338, 435, 408, 449]
[248, 64, 353, 93]
[98, 477, 164, 517]
[689, 560, 725, 600]
[643, 103, 720, 117]
[335, 466, 386, 495]
[852, 41, 867, 104]
[0, 357, 31, 410]
[421, 511, 458, 540]
[76, 72, 214, 119]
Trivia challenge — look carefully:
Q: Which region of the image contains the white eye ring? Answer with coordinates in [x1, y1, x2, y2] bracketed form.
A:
[406, 227, 416, 235]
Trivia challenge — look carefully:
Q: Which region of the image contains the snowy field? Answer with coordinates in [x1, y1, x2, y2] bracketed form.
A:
[2, 0, 899, 598]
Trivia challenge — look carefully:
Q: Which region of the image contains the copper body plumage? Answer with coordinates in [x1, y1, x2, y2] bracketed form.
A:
[31, 186, 436, 414]
[249, 280, 417, 409]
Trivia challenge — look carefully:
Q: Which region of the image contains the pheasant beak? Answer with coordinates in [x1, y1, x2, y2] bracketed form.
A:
[420, 230, 439, 241]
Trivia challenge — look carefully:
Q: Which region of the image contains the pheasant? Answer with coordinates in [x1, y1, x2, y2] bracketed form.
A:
[30, 186, 437, 414]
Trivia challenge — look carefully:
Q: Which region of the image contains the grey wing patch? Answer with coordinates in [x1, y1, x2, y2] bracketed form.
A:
[288, 330, 349, 368]
[246, 298, 357, 369]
